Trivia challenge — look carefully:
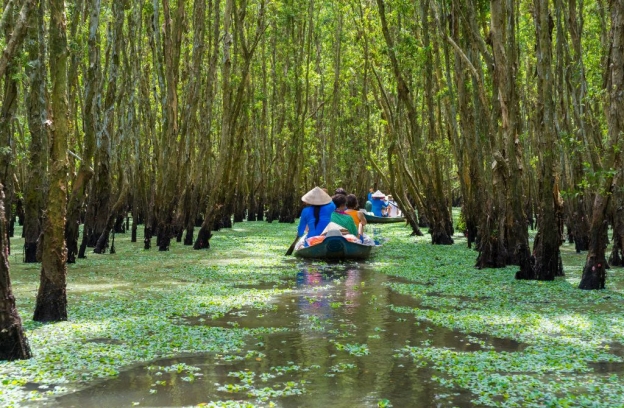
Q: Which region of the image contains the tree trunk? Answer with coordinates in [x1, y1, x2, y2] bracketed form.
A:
[195, 0, 266, 248]
[65, 0, 100, 263]
[94, 177, 129, 253]
[610, 189, 624, 266]
[0, 184, 31, 360]
[0, 0, 36, 79]
[34, 0, 69, 322]
[23, 0, 48, 263]
[532, 0, 563, 281]
[579, 0, 624, 289]
[152, 0, 186, 252]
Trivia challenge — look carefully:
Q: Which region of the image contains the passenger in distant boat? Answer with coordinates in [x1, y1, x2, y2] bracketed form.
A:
[345, 194, 367, 235]
[335, 187, 348, 196]
[365, 187, 374, 212]
[297, 187, 334, 241]
[371, 190, 388, 217]
[330, 194, 359, 236]
[386, 195, 401, 217]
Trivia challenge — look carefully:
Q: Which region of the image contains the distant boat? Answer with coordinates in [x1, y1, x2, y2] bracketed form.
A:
[294, 235, 373, 260]
[364, 214, 405, 224]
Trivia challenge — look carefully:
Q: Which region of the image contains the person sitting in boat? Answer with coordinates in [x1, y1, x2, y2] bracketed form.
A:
[365, 187, 374, 212]
[297, 187, 335, 246]
[345, 194, 367, 234]
[385, 194, 402, 217]
[345, 194, 376, 245]
[330, 194, 359, 236]
[335, 187, 348, 196]
[370, 190, 389, 217]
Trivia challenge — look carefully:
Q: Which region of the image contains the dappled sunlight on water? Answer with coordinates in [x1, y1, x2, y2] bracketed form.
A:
[52, 264, 521, 407]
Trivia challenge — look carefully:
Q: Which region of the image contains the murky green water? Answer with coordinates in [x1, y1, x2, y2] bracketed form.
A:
[52, 264, 525, 407]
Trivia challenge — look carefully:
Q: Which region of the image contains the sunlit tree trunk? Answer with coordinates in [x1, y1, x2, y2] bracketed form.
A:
[531, 0, 564, 281]
[33, 0, 70, 322]
[195, 0, 267, 248]
[23, 0, 48, 263]
[0, 0, 32, 243]
[66, 0, 100, 263]
[579, 0, 624, 289]
[153, 0, 185, 251]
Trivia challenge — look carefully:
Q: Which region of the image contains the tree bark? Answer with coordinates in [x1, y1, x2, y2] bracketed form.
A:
[531, 0, 564, 281]
[0, 184, 31, 360]
[23, 0, 48, 263]
[0, 0, 36, 79]
[579, 0, 624, 289]
[65, 0, 100, 263]
[33, 0, 69, 322]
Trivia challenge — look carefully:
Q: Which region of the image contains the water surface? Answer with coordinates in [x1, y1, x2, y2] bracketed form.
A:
[53, 263, 524, 407]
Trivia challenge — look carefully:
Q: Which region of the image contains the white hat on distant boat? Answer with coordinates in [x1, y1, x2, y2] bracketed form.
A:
[372, 190, 385, 198]
[302, 186, 332, 205]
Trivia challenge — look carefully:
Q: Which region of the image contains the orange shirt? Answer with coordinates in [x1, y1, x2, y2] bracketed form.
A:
[345, 209, 361, 227]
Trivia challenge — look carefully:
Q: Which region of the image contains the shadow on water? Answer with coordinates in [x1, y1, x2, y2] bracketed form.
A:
[53, 264, 525, 408]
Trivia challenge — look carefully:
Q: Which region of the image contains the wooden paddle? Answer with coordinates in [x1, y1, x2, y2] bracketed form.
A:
[285, 235, 300, 256]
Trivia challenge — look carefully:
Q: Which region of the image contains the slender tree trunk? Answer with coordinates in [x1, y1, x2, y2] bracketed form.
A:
[531, 0, 564, 281]
[421, 0, 453, 245]
[23, 0, 48, 263]
[94, 176, 129, 253]
[34, 0, 70, 322]
[0, 0, 35, 79]
[610, 192, 624, 266]
[0, 0, 27, 248]
[65, 0, 100, 263]
[195, 0, 266, 248]
[153, 0, 186, 251]
[579, 0, 624, 289]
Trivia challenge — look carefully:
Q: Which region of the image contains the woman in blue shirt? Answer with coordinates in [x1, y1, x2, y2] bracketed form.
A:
[297, 187, 334, 238]
[371, 190, 388, 217]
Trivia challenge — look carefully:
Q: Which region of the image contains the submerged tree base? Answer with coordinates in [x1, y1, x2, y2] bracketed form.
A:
[0, 323, 32, 361]
[578, 257, 607, 290]
[33, 277, 68, 322]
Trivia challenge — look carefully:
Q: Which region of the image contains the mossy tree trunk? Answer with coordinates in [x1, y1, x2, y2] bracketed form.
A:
[33, 0, 69, 322]
[24, 0, 48, 263]
[195, 0, 267, 248]
[579, 0, 624, 290]
[153, 0, 185, 251]
[531, 0, 564, 281]
[65, 0, 100, 263]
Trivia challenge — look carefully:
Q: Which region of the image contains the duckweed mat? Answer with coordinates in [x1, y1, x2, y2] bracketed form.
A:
[2, 221, 623, 407]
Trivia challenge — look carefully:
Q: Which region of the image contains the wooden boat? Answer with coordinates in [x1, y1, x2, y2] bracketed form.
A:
[364, 214, 405, 224]
[294, 235, 373, 260]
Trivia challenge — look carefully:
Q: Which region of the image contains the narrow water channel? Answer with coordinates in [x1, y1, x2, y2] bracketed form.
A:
[53, 263, 524, 407]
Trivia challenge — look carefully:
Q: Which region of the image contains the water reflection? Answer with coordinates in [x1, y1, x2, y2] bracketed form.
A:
[53, 265, 520, 408]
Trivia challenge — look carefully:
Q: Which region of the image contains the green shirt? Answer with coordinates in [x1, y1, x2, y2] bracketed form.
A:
[330, 212, 359, 236]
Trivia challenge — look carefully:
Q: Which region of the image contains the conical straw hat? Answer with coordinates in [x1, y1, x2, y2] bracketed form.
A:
[321, 222, 348, 235]
[371, 190, 386, 198]
[302, 186, 332, 205]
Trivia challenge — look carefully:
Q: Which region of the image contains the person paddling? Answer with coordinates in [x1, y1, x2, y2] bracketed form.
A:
[370, 190, 388, 217]
[291, 187, 334, 248]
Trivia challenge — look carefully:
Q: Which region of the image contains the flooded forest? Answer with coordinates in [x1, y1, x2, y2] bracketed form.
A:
[1, 0, 624, 406]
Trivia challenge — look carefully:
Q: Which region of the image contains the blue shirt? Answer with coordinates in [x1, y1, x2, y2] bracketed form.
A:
[371, 198, 388, 216]
[297, 202, 335, 237]
[367, 192, 373, 202]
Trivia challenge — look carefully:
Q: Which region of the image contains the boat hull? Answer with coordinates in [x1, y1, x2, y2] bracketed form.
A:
[364, 214, 405, 224]
[294, 236, 373, 260]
